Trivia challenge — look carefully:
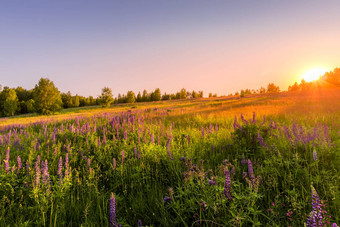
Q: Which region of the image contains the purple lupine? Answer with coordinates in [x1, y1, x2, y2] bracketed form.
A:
[163, 196, 171, 203]
[42, 160, 50, 187]
[241, 155, 247, 165]
[247, 159, 255, 181]
[17, 156, 22, 173]
[224, 169, 233, 200]
[252, 112, 256, 124]
[241, 113, 248, 125]
[58, 157, 63, 179]
[134, 147, 137, 159]
[257, 132, 268, 148]
[35, 156, 41, 187]
[201, 127, 205, 137]
[313, 149, 318, 161]
[138, 219, 142, 227]
[110, 193, 121, 227]
[123, 130, 127, 141]
[103, 131, 106, 145]
[5, 147, 10, 161]
[4, 161, 9, 174]
[98, 137, 101, 147]
[65, 153, 69, 169]
[166, 139, 173, 160]
[208, 179, 216, 186]
[113, 158, 116, 171]
[332, 223, 338, 227]
[306, 186, 323, 226]
[233, 116, 240, 129]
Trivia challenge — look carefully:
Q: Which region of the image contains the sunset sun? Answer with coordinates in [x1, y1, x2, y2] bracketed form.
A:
[302, 68, 328, 82]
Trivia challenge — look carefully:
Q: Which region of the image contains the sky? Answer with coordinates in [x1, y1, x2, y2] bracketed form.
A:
[1, 0, 340, 97]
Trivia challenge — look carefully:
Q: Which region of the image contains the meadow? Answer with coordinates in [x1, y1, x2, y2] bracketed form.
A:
[0, 89, 339, 226]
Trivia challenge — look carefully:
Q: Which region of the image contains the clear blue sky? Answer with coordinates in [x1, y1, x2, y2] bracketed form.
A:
[1, 0, 340, 97]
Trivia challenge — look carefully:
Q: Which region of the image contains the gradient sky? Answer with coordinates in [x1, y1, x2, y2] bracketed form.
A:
[1, 1, 340, 97]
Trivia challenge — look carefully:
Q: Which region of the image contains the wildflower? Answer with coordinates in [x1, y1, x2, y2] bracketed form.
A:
[4, 160, 9, 174]
[5, 147, 10, 161]
[208, 179, 216, 186]
[124, 130, 127, 140]
[110, 193, 121, 227]
[16, 156, 22, 173]
[244, 159, 262, 192]
[35, 156, 41, 187]
[247, 159, 255, 181]
[241, 155, 247, 165]
[134, 147, 137, 159]
[163, 196, 171, 203]
[166, 139, 173, 160]
[224, 169, 233, 201]
[201, 127, 205, 137]
[313, 149, 318, 161]
[257, 132, 268, 148]
[26, 160, 30, 175]
[113, 158, 116, 170]
[306, 186, 323, 227]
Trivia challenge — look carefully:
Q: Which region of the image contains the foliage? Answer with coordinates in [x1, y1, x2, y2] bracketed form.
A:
[126, 90, 136, 103]
[3, 89, 18, 116]
[99, 87, 114, 107]
[33, 78, 63, 115]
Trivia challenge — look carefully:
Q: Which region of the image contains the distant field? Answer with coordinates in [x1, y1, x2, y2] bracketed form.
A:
[2, 88, 340, 127]
[0, 89, 339, 226]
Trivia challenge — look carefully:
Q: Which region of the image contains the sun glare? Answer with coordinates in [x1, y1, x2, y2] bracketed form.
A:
[302, 68, 327, 82]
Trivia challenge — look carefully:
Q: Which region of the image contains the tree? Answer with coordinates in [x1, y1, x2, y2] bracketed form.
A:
[192, 90, 199, 98]
[3, 89, 18, 116]
[266, 83, 280, 93]
[136, 92, 142, 102]
[0, 86, 10, 116]
[73, 94, 80, 107]
[61, 91, 73, 108]
[142, 90, 149, 102]
[179, 88, 187, 99]
[259, 87, 266, 94]
[153, 88, 161, 101]
[126, 91, 136, 103]
[33, 78, 63, 115]
[162, 92, 170, 100]
[99, 87, 114, 107]
[198, 91, 204, 98]
[288, 82, 299, 92]
[26, 99, 35, 113]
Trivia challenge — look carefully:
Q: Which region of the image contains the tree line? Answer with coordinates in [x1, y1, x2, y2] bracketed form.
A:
[288, 67, 340, 92]
[0, 78, 203, 117]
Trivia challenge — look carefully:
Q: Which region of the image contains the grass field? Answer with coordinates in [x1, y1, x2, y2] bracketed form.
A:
[0, 89, 339, 226]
